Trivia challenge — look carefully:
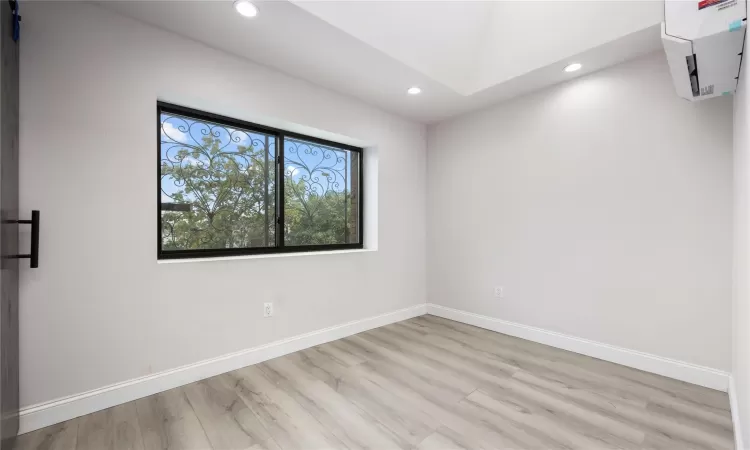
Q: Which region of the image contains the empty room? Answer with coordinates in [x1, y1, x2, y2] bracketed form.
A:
[0, 0, 748, 449]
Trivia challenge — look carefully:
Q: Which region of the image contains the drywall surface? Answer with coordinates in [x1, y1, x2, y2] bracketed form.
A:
[293, 0, 662, 96]
[18, 2, 426, 407]
[733, 45, 750, 448]
[294, 1, 492, 94]
[427, 52, 733, 371]
[473, 1, 662, 93]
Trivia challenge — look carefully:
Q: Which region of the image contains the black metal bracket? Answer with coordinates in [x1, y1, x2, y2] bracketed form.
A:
[8, 0, 20, 42]
[5, 210, 39, 268]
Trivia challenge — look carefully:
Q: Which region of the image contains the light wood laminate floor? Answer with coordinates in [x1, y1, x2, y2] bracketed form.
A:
[15, 315, 734, 450]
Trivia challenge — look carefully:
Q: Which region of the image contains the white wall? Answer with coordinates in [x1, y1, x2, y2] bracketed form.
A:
[733, 39, 750, 448]
[18, 2, 426, 408]
[427, 52, 733, 371]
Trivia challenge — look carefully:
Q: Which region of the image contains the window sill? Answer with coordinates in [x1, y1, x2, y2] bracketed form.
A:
[157, 248, 376, 264]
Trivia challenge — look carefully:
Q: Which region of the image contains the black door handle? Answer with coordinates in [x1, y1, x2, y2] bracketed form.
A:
[6, 210, 39, 268]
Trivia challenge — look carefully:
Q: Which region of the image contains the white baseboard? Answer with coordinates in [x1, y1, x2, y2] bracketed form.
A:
[19, 302, 733, 436]
[426, 303, 730, 392]
[730, 376, 746, 450]
[18, 303, 426, 435]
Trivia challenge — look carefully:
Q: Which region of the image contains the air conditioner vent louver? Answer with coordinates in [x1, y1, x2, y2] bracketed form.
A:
[686, 54, 700, 97]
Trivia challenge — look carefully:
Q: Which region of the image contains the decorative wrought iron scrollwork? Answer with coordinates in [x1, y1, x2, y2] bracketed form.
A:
[283, 138, 358, 245]
[160, 113, 275, 250]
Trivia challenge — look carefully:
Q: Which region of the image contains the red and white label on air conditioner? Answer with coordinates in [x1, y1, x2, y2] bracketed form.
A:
[698, 0, 734, 10]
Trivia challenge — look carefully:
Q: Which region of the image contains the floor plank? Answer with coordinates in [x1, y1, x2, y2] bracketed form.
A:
[221, 366, 346, 450]
[183, 377, 272, 450]
[135, 387, 213, 450]
[15, 315, 735, 450]
[13, 419, 78, 450]
[258, 357, 405, 449]
[76, 402, 144, 450]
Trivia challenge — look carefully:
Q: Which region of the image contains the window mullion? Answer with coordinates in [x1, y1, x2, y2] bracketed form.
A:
[276, 135, 285, 248]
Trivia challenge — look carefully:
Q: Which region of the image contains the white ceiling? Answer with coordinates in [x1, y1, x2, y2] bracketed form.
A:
[100, 0, 665, 124]
[294, 1, 494, 94]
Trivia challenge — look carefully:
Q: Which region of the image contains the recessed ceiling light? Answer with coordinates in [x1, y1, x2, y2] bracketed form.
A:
[234, 0, 258, 18]
[407, 86, 422, 95]
[564, 63, 582, 73]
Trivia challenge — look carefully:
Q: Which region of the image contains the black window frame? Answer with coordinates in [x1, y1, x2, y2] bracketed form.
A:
[157, 101, 364, 260]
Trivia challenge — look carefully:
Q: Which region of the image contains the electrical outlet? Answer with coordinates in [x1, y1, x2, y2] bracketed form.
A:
[494, 286, 504, 298]
[263, 302, 273, 317]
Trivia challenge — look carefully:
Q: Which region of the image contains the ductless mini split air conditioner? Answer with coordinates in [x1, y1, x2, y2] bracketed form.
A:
[662, 0, 746, 101]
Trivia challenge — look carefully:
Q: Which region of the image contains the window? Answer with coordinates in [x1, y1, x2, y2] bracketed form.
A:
[158, 102, 363, 259]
